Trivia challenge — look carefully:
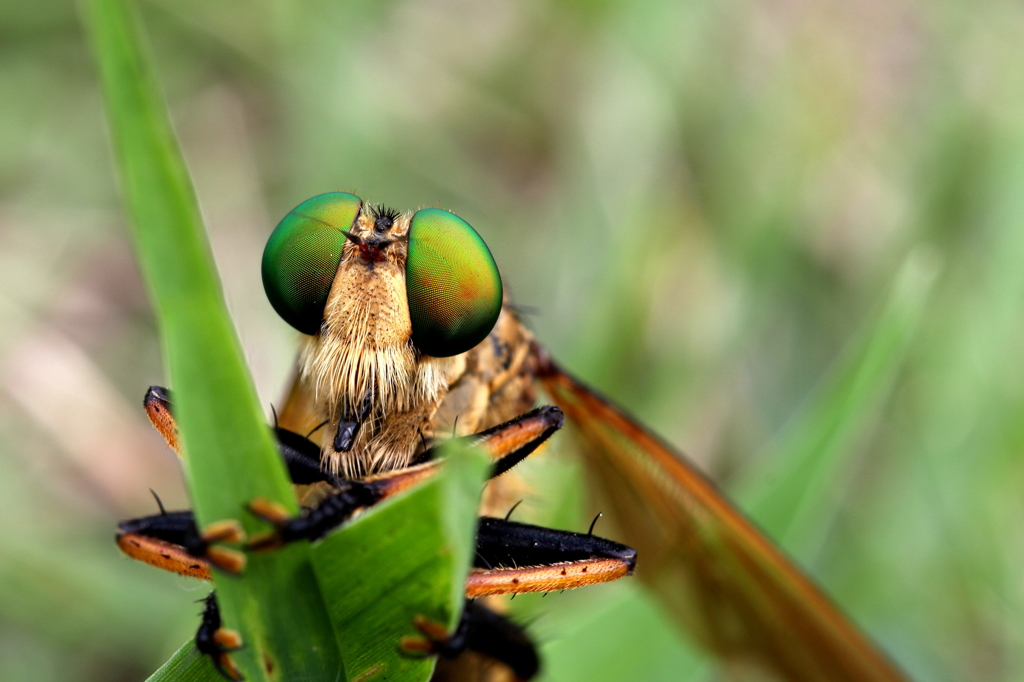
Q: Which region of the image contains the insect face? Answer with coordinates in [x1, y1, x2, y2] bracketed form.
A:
[261, 194, 504, 476]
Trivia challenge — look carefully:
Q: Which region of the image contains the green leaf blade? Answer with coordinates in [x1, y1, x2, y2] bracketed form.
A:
[145, 639, 222, 682]
[312, 444, 489, 682]
[82, 0, 344, 678]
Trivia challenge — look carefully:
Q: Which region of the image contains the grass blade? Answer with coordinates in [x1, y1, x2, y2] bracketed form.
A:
[739, 248, 940, 552]
[82, 0, 344, 678]
[312, 443, 489, 682]
[145, 639, 222, 682]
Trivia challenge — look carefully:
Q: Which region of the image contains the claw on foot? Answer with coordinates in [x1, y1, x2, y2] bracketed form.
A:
[205, 546, 247, 574]
[245, 532, 283, 552]
[198, 520, 246, 574]
[210, 643, 244, 681]
[413, 615, 450, 642]
[247, 497, 291, 525]
[399, 615, 451, 657]
[208, 627, 244, 680]
[213, 627, 243, 650]
[399, 636, 435, 655]
[197, 594, 245, 680]
[201, 519, 246, 545]
[245, 497, 292, 552]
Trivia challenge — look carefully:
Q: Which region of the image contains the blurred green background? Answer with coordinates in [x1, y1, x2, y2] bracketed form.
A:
[2, 0, 1024, 680]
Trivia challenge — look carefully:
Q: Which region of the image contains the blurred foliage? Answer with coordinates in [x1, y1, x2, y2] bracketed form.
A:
[2, 0, 1024, 680]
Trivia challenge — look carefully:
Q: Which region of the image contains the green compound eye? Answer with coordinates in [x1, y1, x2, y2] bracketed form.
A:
[262, 193, 362, 335]
[406, 208, 502, 357]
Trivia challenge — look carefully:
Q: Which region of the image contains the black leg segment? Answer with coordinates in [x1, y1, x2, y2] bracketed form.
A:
[461, 601, 539, 681]
[273, 426, 341, 486]
[474, 517, 636, 570]
[410, 601, 540, 681]
[196, 592, 243, 680]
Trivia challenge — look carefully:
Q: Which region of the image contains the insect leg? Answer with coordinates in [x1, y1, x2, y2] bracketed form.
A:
[124, 386, 359, 572]
[195, 592, 244, 681]
[273, 425, 342, 487]
[466, 517, 636, 597]
[246, 480, 381, 550]
[116, 509, 245, 579]
[414, 405, 564, 475]
[247, 407, 568, 548]
[479, 406, 563, 478]
[404, 600, 539, 682]
[146, 385, 341, 487]
[144, 385, 179, 454]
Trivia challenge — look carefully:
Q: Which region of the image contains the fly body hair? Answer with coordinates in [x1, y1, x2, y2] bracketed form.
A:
[299, 208, 461, 477]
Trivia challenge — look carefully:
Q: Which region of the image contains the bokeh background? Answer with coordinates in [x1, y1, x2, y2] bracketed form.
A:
[3, 0, 1024, 680]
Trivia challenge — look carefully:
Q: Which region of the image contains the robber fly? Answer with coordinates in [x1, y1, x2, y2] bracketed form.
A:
[118, 193, 910, 682]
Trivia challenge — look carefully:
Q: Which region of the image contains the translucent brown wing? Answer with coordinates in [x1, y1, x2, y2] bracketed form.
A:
[533, 347, 908, 682]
